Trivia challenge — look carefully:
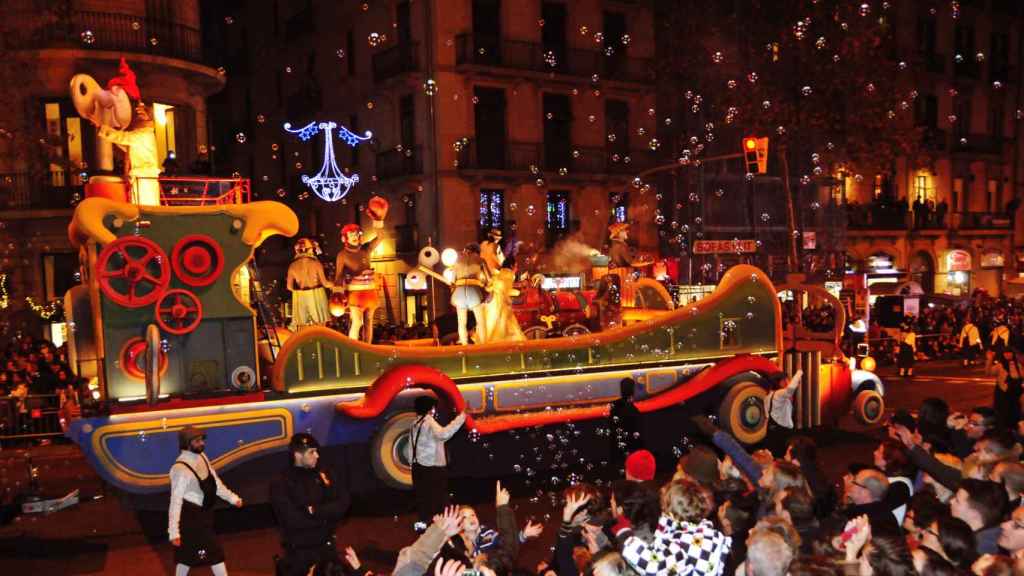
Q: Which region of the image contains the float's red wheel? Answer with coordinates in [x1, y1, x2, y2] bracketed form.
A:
[171, 234, 224, 287]
[119, 337, 169, 380]
[155, 289, 203, 335]
[97, 237, 170, 308]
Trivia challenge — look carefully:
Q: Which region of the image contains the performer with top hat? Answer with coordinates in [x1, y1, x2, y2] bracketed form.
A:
[286, 238, 334, 330]
[606, 222, 651, 270]
[169, 426, 243, 576]
[334, 196, 389, 342]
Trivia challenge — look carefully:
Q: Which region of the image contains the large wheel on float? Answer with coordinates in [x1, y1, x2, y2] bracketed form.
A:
[562, 323, 590, 337]
[633, 279, 675, 310]
[853, 389, 885, 425]
[523, 326, 549, 340]
[370, 411, 417, 490]
[718, 382, 768, 445]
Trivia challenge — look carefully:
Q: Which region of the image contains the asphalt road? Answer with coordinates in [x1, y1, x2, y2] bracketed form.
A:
[0, 360, 997, 575]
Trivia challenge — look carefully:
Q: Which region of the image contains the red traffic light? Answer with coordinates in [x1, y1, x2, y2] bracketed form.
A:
[744, 138, 757, 151]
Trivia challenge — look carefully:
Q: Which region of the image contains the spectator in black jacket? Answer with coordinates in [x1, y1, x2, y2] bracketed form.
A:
[270, 433, 351, 576]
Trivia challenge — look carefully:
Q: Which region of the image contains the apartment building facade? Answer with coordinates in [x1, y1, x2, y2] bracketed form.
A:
[842, 0, 1024, 297]
[217, 0, 659, 323]
[0, 0, 223, 331]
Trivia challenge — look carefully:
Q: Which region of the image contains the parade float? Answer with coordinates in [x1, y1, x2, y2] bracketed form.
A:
[60, 63, 884, 508]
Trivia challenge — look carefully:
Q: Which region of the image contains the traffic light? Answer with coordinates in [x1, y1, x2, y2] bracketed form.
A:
[743, 136, 769, 174]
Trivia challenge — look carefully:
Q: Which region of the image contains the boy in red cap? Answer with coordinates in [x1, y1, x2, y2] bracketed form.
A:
[625, 450, 656, 482]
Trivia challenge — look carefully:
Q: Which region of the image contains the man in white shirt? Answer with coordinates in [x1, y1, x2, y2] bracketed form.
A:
[410, 396, 466, 532]
[169, 426, 243, 576]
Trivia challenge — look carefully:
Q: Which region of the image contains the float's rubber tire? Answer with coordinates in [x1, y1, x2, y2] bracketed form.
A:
[562, 323, 590, 337]
[718, 382, 768, 445]
[523, 326, 548, 340]
[853, 389, 885, 425]
[370, 411, 417, 490]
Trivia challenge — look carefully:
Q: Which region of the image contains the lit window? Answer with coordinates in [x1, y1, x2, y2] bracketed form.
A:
[479, 189, 504, 231]
[546, 191, 570, 232]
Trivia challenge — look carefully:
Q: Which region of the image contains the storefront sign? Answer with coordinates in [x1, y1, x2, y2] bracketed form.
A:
[866, 253, 897, 273]
[946, 249, 972, 272]
[692, 239, 757, 254]
[981, 251, 1005, 268]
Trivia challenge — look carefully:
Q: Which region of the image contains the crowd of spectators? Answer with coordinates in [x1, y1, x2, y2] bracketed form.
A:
[0, 334, 80, 438]
[861, 293, 1024, 365]
[847, 197, 948, 230]
[325, 395, 1024, 576]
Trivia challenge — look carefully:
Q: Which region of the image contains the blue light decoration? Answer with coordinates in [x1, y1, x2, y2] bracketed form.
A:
[283, 120, 372, 202]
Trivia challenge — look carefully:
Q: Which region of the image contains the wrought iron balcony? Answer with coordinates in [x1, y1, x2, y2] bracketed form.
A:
[376, 147, 423, 180]
[373, 43, 420, 83]
[456, 139, 541, 172]
[951, 133, 1004, 155]
[957, 211, 1011, 229]
[18, 10, 205, 64]
[454, 34, 653, 84]
[0, 172, 80, 211]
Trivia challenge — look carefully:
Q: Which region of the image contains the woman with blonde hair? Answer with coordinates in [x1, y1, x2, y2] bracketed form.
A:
[613, 479, 731, 576]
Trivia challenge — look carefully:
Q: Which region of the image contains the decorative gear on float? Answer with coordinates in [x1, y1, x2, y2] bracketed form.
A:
[97, 236, 171, 307]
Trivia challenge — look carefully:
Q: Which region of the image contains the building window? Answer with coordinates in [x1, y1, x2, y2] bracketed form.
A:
[955, 98, 971, 137]
[346, 30, 355, 75]
[833, 171, 848, 204]
[546, 190, 570, 245]
[988, 179, 1000, 213]
[479, 189, 504, 232]
[914, 173, 935, 203]
[610, 191, 627, 222]
[989, 100, 1004, 139]
[606, 100, 629, 157]
[872, 173, 889, 199]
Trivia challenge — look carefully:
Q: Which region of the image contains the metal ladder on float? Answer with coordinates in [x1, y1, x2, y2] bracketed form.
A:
[248, 263, 283, 362]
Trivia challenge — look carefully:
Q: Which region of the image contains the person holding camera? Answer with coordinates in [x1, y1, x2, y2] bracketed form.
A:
[270, 433, 352, 576]
[411, 396, 467, 531]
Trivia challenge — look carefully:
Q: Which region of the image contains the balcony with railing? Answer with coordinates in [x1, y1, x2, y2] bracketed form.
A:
[953, 57, 980, 79]
[19, 10, 205, 64]
[456, 139, 540, 172]
[952, 133, 1004, 155]
[914, 51, 946, 74]
[454, 34, 653, 84]
[956, 211, 1012, 230]
[376, 147, 423, 180]
[921, 127, 947, 151]
[373, 43, 420, 83]
[0, 172, 80, 211]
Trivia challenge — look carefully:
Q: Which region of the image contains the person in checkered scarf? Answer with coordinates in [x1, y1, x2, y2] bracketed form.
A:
[612, 479, 732, 576]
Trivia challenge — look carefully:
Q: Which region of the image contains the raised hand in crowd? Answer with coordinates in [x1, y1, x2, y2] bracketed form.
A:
[496, 480, 510, 507]
[434, 505, 463, 537]
[562, 491, 591, 526]
[520, 519, 544, 540]
[434, 558, 465, 576]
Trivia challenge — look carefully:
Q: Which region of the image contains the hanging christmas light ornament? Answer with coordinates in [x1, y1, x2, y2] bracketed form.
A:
[283, 121, 372, 202]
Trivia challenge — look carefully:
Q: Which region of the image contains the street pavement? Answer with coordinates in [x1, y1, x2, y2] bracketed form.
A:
[0, 360, 996, 575]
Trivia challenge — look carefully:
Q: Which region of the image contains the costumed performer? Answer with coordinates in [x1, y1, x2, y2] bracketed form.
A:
[286, 238, 334, 330]
[479, 227, 505, 276]
[334, 196, 389, 342]
[479, 262, 525, 342]
[169, 426, 243, 576]
[89, 59, 161, 205]
[451, 244, 489, 345]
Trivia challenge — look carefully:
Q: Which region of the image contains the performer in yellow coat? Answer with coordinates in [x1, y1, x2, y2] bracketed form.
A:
[286, 239, 333, 330]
